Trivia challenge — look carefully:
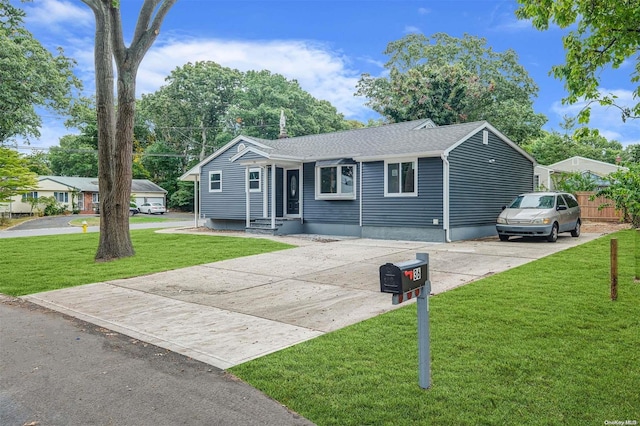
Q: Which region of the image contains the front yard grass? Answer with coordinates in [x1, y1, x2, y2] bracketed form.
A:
[0, 229, 293, 296]
[230, 230, 640, 425]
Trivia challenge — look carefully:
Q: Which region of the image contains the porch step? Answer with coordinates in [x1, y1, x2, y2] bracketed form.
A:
[246, 218, 284, 235]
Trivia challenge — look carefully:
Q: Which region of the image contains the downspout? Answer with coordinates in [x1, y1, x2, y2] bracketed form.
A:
[193, 171, 199, 228]
[245, 167, 250, 228]
[441, 153, 452, 243]
[359, 161, 363, 228]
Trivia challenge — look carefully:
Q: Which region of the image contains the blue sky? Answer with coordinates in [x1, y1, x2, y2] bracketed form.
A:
[16, 0, 640, 150]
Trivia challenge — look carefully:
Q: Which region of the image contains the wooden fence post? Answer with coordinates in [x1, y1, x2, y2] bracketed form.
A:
[611, 239, 618, 301]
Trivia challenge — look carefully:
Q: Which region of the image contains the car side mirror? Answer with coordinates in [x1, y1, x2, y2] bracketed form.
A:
[501, 205, 506, 211]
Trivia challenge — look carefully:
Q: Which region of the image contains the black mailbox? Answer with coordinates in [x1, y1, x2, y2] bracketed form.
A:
[380, 258, 428, 294]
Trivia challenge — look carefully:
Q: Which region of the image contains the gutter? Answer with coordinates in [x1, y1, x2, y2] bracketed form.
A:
[441, 153, 452, 243]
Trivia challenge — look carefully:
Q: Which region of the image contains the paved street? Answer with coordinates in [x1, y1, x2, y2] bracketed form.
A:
[0, 296, 313, 426]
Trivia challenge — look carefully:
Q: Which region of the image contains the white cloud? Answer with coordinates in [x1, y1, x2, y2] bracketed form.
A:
[403, 26, 421, 34]
[137, 37, 373, 119]
[23, 0, 93, 30]
[551, 88, 640, 147]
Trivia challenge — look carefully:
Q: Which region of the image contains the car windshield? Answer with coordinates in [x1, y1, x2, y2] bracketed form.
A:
[508, 194, 555, 209]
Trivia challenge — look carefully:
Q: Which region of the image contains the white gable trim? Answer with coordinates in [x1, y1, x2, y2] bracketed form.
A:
[443, 122, 536, 165]
[230, 146, 271, 163]
[179, 136, 274, 181]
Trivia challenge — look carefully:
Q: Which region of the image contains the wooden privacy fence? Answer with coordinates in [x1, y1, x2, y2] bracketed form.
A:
[575, 191, 624, 222]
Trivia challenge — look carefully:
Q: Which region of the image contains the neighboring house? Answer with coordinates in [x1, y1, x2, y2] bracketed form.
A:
[535, 156, 627, 190]
[181, 119, 535, 242]
[3, 176, 167, 215]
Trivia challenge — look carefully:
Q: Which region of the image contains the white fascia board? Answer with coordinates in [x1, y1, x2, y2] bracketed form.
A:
[180, 135, 275, 181]
[354, 151, 442, 162]
[230, 146, 271, 163]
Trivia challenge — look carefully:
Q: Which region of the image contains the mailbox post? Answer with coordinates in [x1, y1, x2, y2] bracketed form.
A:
[380, 252, 431, 389]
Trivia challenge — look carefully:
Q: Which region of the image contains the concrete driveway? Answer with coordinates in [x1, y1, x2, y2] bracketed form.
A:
[24, 230, 604, 369]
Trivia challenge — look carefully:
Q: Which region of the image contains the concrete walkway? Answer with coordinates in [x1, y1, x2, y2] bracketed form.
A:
[24, 230, 604, 369]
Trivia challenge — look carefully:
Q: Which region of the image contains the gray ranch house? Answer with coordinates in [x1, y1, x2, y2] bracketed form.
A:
[181, 119, 535, 242]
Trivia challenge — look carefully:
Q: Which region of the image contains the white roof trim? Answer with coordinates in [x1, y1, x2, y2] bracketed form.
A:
[354, 151, 443, 162]
[179, 135, 274, 181]
[443, 122, 536, 165]
[230, 146, 271, 163]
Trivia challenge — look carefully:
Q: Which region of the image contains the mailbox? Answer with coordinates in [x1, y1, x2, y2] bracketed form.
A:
[380, 257, 428, 294]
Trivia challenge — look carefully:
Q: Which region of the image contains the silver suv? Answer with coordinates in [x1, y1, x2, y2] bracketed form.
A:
[496, 192, 581, 242]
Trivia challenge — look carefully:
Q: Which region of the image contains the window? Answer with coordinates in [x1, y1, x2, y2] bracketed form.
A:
[248, 168, 261, 192]
[385, 160, 417, 196]
[315, 165, 355, 200]
[564, 193, 579, 208]
[92, 193, 99, 203]
[54, 192, 69, 203]
[21, 192, 38, 201]
[209, 170, 222, 192]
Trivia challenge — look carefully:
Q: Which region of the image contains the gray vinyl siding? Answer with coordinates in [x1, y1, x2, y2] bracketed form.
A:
[200, 142, 265, 220]
[448, 130, 533, 227]
[301, 162, 359, 225]
[362, 158, 443, 228]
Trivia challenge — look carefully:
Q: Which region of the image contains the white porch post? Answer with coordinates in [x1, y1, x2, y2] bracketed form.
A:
[299, 165, 303, 223]
[271, 164, 276, 229]
[193, 176, 199, 228]
[245, 166, 250, 228]
[263, 166, 268, 218]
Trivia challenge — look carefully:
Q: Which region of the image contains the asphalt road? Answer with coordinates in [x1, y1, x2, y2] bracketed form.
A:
[6, 212, 195, 230]
[0, 296, 313, 426]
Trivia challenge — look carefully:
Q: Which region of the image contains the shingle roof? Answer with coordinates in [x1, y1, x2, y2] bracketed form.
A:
[38, 176, 167, 193]
[247, 119, 488, 160]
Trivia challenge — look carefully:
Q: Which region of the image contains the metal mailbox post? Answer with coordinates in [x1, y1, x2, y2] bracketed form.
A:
[380, 253, 431, 389]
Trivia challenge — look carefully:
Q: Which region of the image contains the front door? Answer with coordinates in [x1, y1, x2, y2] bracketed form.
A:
[286, 169, 299, 215]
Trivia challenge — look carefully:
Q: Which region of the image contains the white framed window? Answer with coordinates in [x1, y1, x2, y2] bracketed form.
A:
[384, 159, 417, 197]
[54, 192, 69, 203]
[248, 168, 261, 192]
[21, 192, 38, 201]
[315, 165, 356, 200]
[92, 193, 99, 203]
[209, 170, 222, 192]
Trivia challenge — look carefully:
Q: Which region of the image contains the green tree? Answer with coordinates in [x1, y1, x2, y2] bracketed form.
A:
[23, 150, 52, 175]
[80, 0, 176, 261]
[551, 171, 598, 194]
[516, 0, 640, 123]
[48, 135, 99, 177]
[356, 33, 547, 144]
[231, 70, 350, 139]
[523, 123, 623, 166]
[0, 0, 81, 143]
[139, 61, 242, 162]
[595, 165, 640, 228]
[0, 147, 38, 204]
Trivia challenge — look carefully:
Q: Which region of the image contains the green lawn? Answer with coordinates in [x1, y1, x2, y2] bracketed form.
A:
[230, 230, 640, 425]
[0, 229, 293, 296]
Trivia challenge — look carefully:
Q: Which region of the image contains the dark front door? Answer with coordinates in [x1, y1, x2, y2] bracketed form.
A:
[286, 169, 299, 215]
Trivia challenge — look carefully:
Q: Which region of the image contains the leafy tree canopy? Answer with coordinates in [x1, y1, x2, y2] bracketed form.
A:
[516, 0, 640, 123]
[596, 165, 640, 228]
[0, 147, 38, 202]
[48, 135, 99, 177]
[523, 127, 624, 166]
[0, 0, 81, 143]
[356, 33, 547, 144]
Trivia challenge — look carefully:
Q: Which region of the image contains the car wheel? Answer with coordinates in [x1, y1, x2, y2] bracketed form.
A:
[129, 210, 134, 217]
[571, 220, 581, 237]
[499, 234, 509, 241]
[547, 223, 559, 242]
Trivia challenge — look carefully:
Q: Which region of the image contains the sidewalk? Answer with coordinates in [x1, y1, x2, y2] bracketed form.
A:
[23, 230, 603, 370]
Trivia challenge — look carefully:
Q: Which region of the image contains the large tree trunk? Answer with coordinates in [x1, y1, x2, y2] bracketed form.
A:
[82, 0, 176, 262]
